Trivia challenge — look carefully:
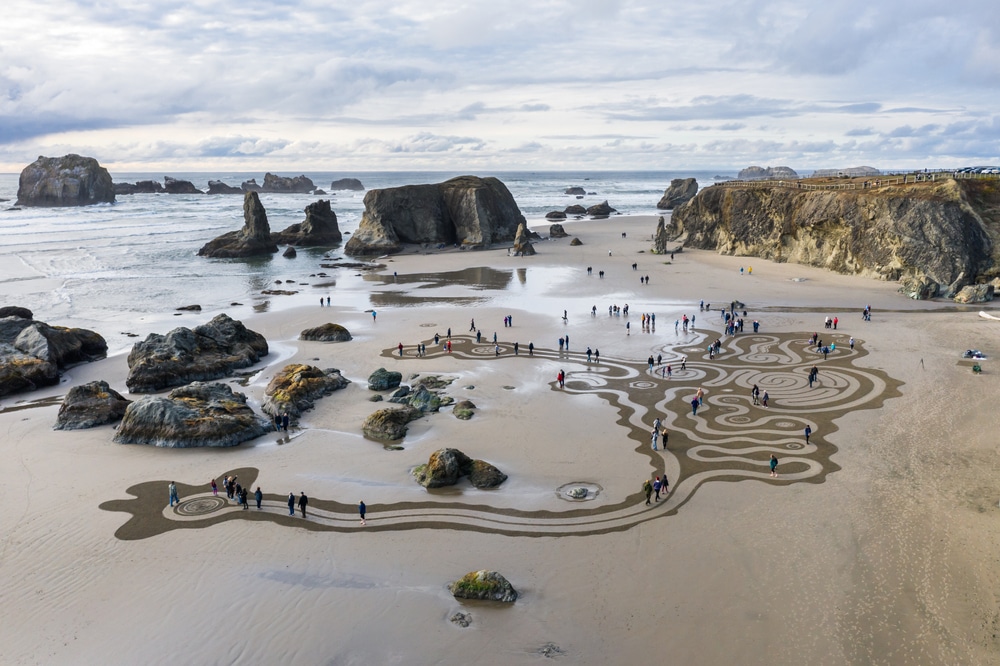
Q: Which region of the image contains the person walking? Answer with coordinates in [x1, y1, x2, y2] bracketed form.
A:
[804, 425, 812, 445]
[691, 397, 699, 416]
[470, 318, 476, 331]
[168, 482, 180, 507]
[359, 500, 367, 525]
[651, 427, 659, 451]
[211, 478, 218, 496]
[240, 487, 249, 510]
[372, 310, 377, 321]
[557, 370, 565, 388]
[661, 474, 670, 495]
[298, 492, 308, 518]
[528, 342, 534, 356]
[254, 487, 263, 510]
[287, 492, 296, 516]
[594, 349, 600, 363]
[653, 476, 663, 501]
[643, 478, 653, 505]
[761, 390, 769, 408]
[849, 337, 855, 351]
[770, 454, 778, 477]
[751, 384, 760, 405]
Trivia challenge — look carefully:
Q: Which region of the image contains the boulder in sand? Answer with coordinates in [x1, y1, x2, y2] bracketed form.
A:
[270, 199, 343, 246]
[113, 382, 268, 448]
[198, 191, 279, 258]
[362, 406, 421, 441]
[16, 154, 115, 207]
[545, 211, 567, 220]
[0, 315, 107, 397]
[513, 223, 535, 256]
[412, 447, 507, 488]
[300, 323, 353, 342]
[586, 200, 616, 217]
[549, 223, 568, 238]
[564, 204, 586, 215]
[954, 284, 994, 303]
[261, 364, 350, 418]
[449, 570, 518, 603]
[368, 367, 402, 391]
[452, 399, 476, 420]
[54, 380, 131, 430]
[569, 237, 583, 246]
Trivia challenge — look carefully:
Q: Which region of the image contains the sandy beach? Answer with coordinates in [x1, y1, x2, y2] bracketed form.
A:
[2, 214, 999, 665]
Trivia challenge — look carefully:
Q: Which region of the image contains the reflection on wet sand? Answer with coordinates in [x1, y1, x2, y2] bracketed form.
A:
[364, 266, 514, 291]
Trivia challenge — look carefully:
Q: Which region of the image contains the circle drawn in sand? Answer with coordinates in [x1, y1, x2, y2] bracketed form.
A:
[419, 323, 437, 327]
[775, 421, 796, 428]
[729, 416, 752, 424]
[175, 496, 228, 516]
[556, 482, 603, 501]
[629, 380, 656, 390]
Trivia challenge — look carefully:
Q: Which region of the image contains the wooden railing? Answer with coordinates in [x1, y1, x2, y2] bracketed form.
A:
[712, 170, 1000, 191]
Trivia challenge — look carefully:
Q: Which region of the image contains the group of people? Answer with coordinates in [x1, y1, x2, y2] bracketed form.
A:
[273, 413, 290, 432]
[642, 474, 670, 504]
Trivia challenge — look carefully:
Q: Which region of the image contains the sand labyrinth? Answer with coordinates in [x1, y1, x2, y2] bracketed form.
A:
[101, 332, 901, 540]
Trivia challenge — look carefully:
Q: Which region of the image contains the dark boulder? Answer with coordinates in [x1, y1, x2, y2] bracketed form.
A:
[0, 307, 32, 320]
[449, 570, 518, 603]
[546, 210, 567, 220]
[300, 323, 352, 342]
[569, 237, 583, 246]
[207, 180, 242, 194]
[467, 459, 508, 488]
[344, 176, 525, 255]
[163, 176, 203, 194]
[198, 191, 279, 258]
[282, 246, 296, 258]
[362, 406, 421, 441]
[564, 187, 586, 195]
[368, 367, 402, 391]
[564, 204, 586, 215]
[452, 399, 476, 420]
[549, 224, 568, 238]
[587, 200, 616, 217]
[113, 381, 268, 448]
[261, 364, 350, 418]
[16, 154, 115, 207]
[656, 178, 699, 210]
[125, 313, 268, 393]
[241, 178, 261, 192]
[513, 223, 535, 256]
[412, 448, 507, 489]
[0, 315, 107, 397]
[261, 173, 315, 193]
[54, 380, 131, 430]
[115, 180, 165, 195]
[271, 199, 343, 246]
[330, 178, 365, 191]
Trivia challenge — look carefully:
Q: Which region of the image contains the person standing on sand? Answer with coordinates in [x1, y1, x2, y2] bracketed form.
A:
[211, 478, 218, 496]
[651, 427, 659, 451]
[770, 455, 778, 477]
[287, 492, 295, 516]
[805, 425, 812, 445]
[696, 387, 705, 406]
[398, 342, 404, 357]
[359, 500, 367, 525]
[626, 321, 630, 335]
[274, 414, 282, 432]
[282, 413, 290, 432]
[327, 297, 330, 306]
[372, 310, 377, 321]
[751, 384, 760, 405]
[653, 476, 662, 501]
[557, 370, 565, 388]
[643, 479, 653, 505]
[255, 487, 263, 509]
[298, 492, 308, 518]
[850, 337, 855, 351]
[168, 482, 180, 507]
[528, 342, 534, 356]
[240, 487, 249, 510]
[762, 390, 769, 408]
[661, 473, 669, 495]
[595, 349, 600, 363]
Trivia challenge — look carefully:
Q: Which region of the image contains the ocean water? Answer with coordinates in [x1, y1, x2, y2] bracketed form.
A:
[0, 170, 730, 352]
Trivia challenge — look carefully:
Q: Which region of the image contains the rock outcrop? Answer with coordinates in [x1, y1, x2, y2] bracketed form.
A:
[270, 199, 343, 246]
[0, 313, 107, 397]
[54, 380, 131, 430]
[412, 448, 507, 488]
[812, 166, 880, 178]
[282, 246, 296, 258]
[569, 237, 583, 246]
[586, 201, 616, 217]
[670, 179, 1000, 296]
[16, 155, 115, 207]
[452, 399, 476, 420]
[564, 204, 586, 215]
[545, 211, 567, 220]
[449, 570, 518, 603]
[513, 223, 536, 256]
[0, 307, 32, 320]
[737, 166, 799, 180]
[261, 173, 315, 193]
[954, 284, 994, 303]
[261, 364, 349, 418]
[300, 323, 352, 342]
[330, 178, 364, 191]
[114, 180, 165, 195]
[198, 191, 279, 258]
[241, 178, 261, 192]
[653, 215, 674, 254]
[163, 176, 203, 194]
[113, 382, 268, 448]
[657, 178, 699, 209]
[344, 176, 526, 255]
[125, 314, 268, 393]
[362, 406, 421, 440]
[368, 367, 402, 391]
[549, 223, 568, 238]
[207, 180, 242, 194]
[564, 187, 586, 195]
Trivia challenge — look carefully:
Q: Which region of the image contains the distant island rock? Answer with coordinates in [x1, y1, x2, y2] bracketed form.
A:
[261, 364, 350, 419]
[657, 178, 699, 210]
[114, 180, 165, 195]
[737, 165, 799, 180]
[261, 173, 315, 193]
[125, 313, 268, 393]
[670, 178, 1000, 298]
[344, 176, 526, 255]
[241, 178, 261, 192]
[811, 166, 881, 178]
[0, 311, 108, 397]
[163, 176, 203, 194]
[198, 191, 279, 258]
[113, 381, 268, 448]
[206, 180, 242, 194]
[330, 178, 365, 191]
[54, 380, 131, 430]
[16, 154, 115, 207]
[564, 186, 586, 195]
[270, 199, 343, 246]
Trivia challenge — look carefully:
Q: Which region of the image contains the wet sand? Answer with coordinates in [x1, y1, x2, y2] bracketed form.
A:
[2, 215, 999, 664]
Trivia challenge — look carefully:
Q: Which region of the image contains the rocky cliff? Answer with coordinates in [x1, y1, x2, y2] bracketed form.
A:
[657, 178, 699, 209]
[344, 176, 525, 255]
[16, 154, 115, 206]
[667, 179, 1000, 297]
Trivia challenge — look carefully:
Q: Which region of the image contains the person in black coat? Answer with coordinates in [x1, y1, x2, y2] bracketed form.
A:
[298, 492, 308, 518]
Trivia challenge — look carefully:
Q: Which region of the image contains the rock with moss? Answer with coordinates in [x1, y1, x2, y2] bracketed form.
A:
[449, 570, 518, 603]
[549, 223, 568, 237]
[362, 406, 421, 441]
[261, 364, 350, 418]
[452, 399, 476, 420]
[300, 323, 353, 342]
[569, 237, 583, 246]
[953, 283, 994, 303]
[368, 367, 402, 391]
[113, 382, 268, 447]
[0, 314, 108, 397]
[413, 448, 473, 487]
[54, 380, 131, 430]
[404, 385, 441, 412]
[467, 459, 507, 488]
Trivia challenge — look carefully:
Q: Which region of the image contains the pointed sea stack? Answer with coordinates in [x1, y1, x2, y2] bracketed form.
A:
[198, 191, 279, 258]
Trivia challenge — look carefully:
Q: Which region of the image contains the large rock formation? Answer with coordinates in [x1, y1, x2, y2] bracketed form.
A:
[0, 313, 107, 397]
[300, 323, 352, 342]
[344, 176, 526, 255]
[670, 179, 1000, 296]
[260, 364, 349, 418]
[330, 178, 364, 191]
[241, 178, 261, 192]
[657, 178, 699, 209]
[114, 180, 165, 195]
[270, 199, 343, 246]
[737, 166, 799, 180]
[362, 406, 421, 440]
[125, 313, 268, 393]
[412, 448, 507, 489]
[586, 201, 616, 217]
[449, 570, 518, 603]
[261, 173, 315, 193]
[113, 382, 268, 447]
[54, 380, 131, 430]
[198, 191, 279, 258]
[206, 180, 242, 194]
[545, 211, 567, 220]
[163, 176, 203, 194]
[513, 223, 536, 256]
[16, 155, 115, 207]
[564, 204, 586, 215]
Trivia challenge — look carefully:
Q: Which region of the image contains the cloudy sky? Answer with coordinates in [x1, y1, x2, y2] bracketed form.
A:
[2, 0, 999, 172]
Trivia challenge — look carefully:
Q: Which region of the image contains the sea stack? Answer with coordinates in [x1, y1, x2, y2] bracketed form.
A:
[16, 155, 115, 207]
[198, 191, 280, 258]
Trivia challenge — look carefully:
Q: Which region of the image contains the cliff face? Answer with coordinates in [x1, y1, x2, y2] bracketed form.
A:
[669, 179, 1000, 296]
[16, 154, 115, 207]
[345, 176, 525, 255]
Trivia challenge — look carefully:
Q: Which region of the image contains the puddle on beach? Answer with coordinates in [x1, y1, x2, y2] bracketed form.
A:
[0, 395, 63, 413]
[364, 266, 517, 291]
